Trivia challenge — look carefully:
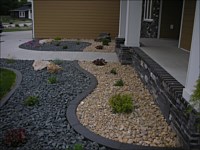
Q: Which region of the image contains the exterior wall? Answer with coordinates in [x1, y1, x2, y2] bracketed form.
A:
[33, 0, 120, 39]
[140, 0, 161, 38]
[159, 0, 183, 39]
[180, 0, 196, 51]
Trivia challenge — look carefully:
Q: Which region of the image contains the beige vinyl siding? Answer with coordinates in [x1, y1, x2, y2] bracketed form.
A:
[34, 0, 120, 39]
[180, 0, 196, 51]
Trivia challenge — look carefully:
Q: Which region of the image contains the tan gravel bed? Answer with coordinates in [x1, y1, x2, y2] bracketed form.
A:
[63, 39, 115, 53]
[77, 61, 181, 147]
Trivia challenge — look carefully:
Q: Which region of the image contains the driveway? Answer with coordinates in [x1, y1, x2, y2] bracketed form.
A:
[0, 31, 118, 62]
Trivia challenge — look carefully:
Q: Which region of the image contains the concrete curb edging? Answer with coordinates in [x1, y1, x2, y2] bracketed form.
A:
[67, 61, 183, 150]
[0, 67, 22, 108]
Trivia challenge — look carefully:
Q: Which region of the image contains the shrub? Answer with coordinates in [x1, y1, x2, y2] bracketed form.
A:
[53, 59, 63, 65]
[54, 37, 62, 41]
[110, 68, 117, 75]
[48, 76, 57, 84]
[73, 143, 83, 150]
[109, 94, 134, 113]
[24, 96, 39, 106]
[63, 45, 68, 49]
[3, 128, 27, 147]
[54, 42, 60, 46]
[23, 24, 28, 27]
[102, 39, 109, 46]
[76, 41, 80, 45]
[92, 58, 107, 66]
[95, 45, 103, 49]
[114, 79, 124, 86]
[15, 24, 20, 28]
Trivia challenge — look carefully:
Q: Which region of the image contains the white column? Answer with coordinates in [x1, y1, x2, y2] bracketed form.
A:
[124, 0, 142, 47]
[118, 0, 127, 38]
[183, 0, 200, 105]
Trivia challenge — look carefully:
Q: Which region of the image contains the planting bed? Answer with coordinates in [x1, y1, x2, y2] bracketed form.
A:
[0, 59, 109, 150]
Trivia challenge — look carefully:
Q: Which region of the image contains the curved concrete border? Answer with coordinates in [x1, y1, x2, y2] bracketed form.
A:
[0, 67, 22, 108]
[67, 61, 183, 150]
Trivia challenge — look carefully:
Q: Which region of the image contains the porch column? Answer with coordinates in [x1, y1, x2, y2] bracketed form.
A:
[124, 0, 142, 47]
[118, 0, 127, 38]
[183, 0, 199, 106]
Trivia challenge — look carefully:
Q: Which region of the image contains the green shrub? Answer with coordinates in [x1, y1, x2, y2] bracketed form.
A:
[114, 79, 124, 86]
[109, 94, 134, 113]
[54, 42, 60, 46]
[73, 143, 83, 150]
[15, 24, 20, 28]
[54, 37, 62, 41]
[110, 68, 117, 75]
[48, 76, 57, 84]
[102, 39, 109, 46]
[63, 45, 68, 49]
[24, 96, 39, 106]
[53, 59, 63, 65]
[6, 59, 15, 64]
[24, 24, 28, 27]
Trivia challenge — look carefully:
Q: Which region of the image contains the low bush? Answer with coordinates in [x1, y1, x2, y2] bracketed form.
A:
[48, 76, 57, 84]
[3, 128, 27, 147]
[24, 96, 39, 106]
[15, 24, 20, 28]
[54, 42, 60, 46]
[76, 41, 80, 45]
[92, 59, 107, 66]
[53, 59, 63, 65]
[63, 45, 68, 49]
[110, 68, 117, 75]
[109, 94, 134, 113]
[54, 37, 62, 41]
[114, 79, 124, 86]
[102, 39, 109, 46]
[23, 24, 28, 27]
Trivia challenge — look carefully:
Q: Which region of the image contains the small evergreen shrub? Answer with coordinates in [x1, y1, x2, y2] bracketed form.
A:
[76, 41, 80, 45]
[63, 45, 68, 49]
[15, 24, 20, 28]
[109, 94, 134, 113]
[54, 37, 62, 41]
[114, 79, 124, 86]
[102, 39, 109, 46]
[53, 59, 63, 65]
[54, 42, 60, 46]
[24, 96, 39, 106]
[23, 24, 28, 27]
[110, 68, 117, 75]
[73, 143, 83, 150]
[48, 76, 57, 84]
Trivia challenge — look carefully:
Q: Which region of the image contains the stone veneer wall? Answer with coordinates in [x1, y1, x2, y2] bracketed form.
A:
[141, 0, 161, 38]
[115, 41, 200, 150]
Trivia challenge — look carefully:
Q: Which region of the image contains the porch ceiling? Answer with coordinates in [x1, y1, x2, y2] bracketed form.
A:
[140, 38, 189, 86]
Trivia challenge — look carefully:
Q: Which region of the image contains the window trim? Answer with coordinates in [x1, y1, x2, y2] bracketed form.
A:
[19, 11, 25, 18]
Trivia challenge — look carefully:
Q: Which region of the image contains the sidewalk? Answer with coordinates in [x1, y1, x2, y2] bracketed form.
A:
[0, 31, 119, 62]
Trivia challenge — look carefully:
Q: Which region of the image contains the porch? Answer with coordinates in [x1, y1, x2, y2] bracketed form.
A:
[140, 38, 189, 86]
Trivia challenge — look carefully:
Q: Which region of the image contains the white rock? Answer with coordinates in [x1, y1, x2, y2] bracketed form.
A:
[32, 60, 51, 71]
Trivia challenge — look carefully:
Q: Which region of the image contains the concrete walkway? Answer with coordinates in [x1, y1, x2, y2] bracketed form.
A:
[0, 31, 119, 62]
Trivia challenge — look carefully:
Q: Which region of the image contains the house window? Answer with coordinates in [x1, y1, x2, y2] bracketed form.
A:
[19, 11, 25, 18]
[143, 0, 153, 22]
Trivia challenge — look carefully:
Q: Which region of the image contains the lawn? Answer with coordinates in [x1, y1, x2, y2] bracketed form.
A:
[0, 68, 16, 99]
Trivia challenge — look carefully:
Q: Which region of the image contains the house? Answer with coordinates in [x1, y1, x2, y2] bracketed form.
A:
[32, 0, 199, 149]
[31, 0, 120, 39]
[10, 2, 32, 19]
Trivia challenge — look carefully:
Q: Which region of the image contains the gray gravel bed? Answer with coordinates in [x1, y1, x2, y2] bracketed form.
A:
[19, 40, 91, 51]
[0, 59, 109, 150]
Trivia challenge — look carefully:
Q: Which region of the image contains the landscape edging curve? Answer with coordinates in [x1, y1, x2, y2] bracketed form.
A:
[0, 67, 22, 108]
[66, 61, 183, 150]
